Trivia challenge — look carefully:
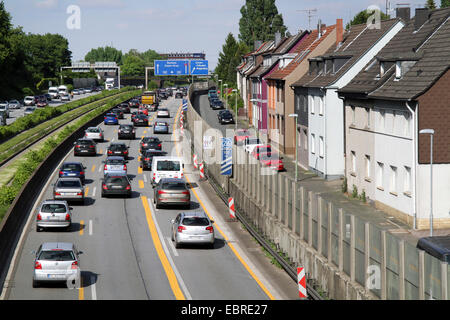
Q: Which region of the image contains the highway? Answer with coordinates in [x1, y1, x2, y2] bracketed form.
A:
[3, 95, 297, 300]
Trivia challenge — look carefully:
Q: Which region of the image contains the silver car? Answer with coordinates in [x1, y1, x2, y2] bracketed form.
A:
[157, 108, 170, 118]
[24, 96, 35, 106]
[53, 178, 85, 204]
[8, 100, 22, 109]
[60, 93, 71, 101]
[32, 242, 81, 288]
[103, 156, 127, 176]
[154, 178, 190, 209]
[171, 211, 215, 249]
[85, 126, 104, 142]
[36, 200, 72, 231]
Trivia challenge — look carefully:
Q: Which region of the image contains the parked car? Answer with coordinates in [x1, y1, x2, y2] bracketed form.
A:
[53, 177, 85, 204]
[243, 137, 263, 153]
[251, 145, 273, 160]
[171, 211, 215, 249]
[157, 108, 170, 118]
[153, 121, 169, 134]
[417, 236, 450, 263]
[101, 172, 132, 198]
[0, 102, 10, 118]
[104, 113, 119, 125]
[32, 242, 81, 288]
[106, 142, 129, 159]
[140, 149, 166, 170]
[259, 152, 284, 172]
[218, 110, 234, 124]
[58, 162, 86, 184]
[73, 138, 97, 157]
[36, 200, 72, 232]
[103, 156, 127, 176]
[85, 127, 104, 142]
[140, 137, 162, 153]
[154, 178, 190, 209]
[24, 106, 36, 116]
[133, 114, 148, 127]
[234, 129, 250, 145]
[118, 124, 135, 140]
[24, 96, 36, 106]
[8, 99, 22, 109]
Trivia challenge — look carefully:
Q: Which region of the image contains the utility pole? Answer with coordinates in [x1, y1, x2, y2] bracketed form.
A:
[296, 9, 317, 30]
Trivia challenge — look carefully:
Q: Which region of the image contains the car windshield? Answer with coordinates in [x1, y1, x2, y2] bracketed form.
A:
[182, 217, 210, 226]
[25, 108, 35, 112]
[157, 161, 180, 171]
[38, 250, 75, 261]
[62, 164, 82, 172]
[260, 153, 279, 160]
[41, 203, 67, 213]
[162, 182, 186, 190]
[105, 176, 127, 184]
[57, 180, 81, 188]
[143, 137, 159, 143]
[222, 114, 233, 118]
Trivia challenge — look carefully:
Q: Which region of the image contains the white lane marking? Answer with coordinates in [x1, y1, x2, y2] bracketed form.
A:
[89, 219, 93, 236]
[98, 166, 102, 173]
[166, 237, 179, 257]
[143, 174, 147, 183]
[147, 198, 192, 300]
[111, 138, 115, 142]
[91, 275, 97, 300]
[92, 187, 96, 198]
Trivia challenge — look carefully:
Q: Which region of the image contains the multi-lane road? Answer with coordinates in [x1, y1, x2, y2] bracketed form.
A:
[2, 95, 297, 300]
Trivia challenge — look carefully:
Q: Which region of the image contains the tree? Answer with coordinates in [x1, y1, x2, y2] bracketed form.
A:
[345, 8, 390, 29]
[426, 0, 437, 9]
[216, 33, 239, 85]
[121, 54, 145, 76]
[238, 0, 287, 49]
[84, 46, 123, 64]
[442, 0, 450, 8]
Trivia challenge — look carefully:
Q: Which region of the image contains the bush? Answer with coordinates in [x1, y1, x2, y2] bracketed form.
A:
[360, 189, 366, 203]
[352, 185, 358, 198]
[341, 177, 348, 193]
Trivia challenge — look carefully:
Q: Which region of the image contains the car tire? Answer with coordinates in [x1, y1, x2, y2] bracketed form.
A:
[36, 226, 43, 232]
[32, 280, 39, 288]
[101, 192, 106, 198]
[155, 202, 161, 209]
[175, 240, 182, 249]
[208, 242, 215, 249]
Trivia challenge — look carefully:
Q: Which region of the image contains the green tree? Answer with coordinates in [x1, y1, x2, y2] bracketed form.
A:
[121, 54, 145, 76]
[345, 8, 391, 29]
[84, 46, 123, 64]
[442, 0, 450, 7]
[216, 33, 239, 85]
[426, 0, 437, 9]
[238, 0, 287, 49]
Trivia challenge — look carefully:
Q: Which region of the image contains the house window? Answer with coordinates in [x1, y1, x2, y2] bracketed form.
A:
[311, 134, 316, 154]
[376, 162, 384, 189]
[310, 96, 315, 114]
[390, 166, 397, 194]
[365, 155, 371, 180]
[319, 96, 324, 115]
[365, 108, 370, 128]
[351, 151, 356, 175]
[319, 136, 324, 158]
[404, 166, 411, 195]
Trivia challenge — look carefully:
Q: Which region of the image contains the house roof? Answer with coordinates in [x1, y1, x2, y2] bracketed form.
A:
[266, 25, 336, 81]
[292, 18, 401, 88]
[241, 40, 275, 77]
[339, 7, 450, 99]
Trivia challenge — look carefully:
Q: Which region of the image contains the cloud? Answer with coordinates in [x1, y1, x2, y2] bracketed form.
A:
[34, 0, 58, 8]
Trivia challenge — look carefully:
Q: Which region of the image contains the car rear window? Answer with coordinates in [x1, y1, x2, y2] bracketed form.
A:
[247, 139, 261, 145]
[156, 161, 180, 171]
[257, 147, 271, 153]
[86, 128, 100, 132]
[105, 176, 127, 184]
[162, 182, 186, 190]
[57, 180, 81, 188]
[110, 144, 126, 151]
[182, 217, 210, 226]
[41, 204, 67, 213]
[62, 164, 82, 172]
[38, 250, 75, 261]
[106, 159, 125, 165]
[77, 140, 93, 145]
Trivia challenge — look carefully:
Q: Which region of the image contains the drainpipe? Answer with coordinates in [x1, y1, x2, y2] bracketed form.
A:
[406, 100, 418, 230]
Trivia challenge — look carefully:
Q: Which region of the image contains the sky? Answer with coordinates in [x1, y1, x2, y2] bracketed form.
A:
[4, 0, 429, 69]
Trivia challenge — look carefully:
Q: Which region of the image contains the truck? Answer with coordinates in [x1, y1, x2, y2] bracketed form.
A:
[48, 86, 60, 99]
[58, 85, 68, 96]
[105, 78, 115, 90]
[142, 91, 156, 105]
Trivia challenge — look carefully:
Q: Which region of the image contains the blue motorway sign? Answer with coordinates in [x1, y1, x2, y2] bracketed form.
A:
[221, 137, 233, 176]
[190, 60, 209, 75]
[155, 60, 189, 76]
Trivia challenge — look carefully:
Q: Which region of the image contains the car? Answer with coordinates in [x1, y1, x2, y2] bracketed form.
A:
[72, 89, 80, 95]
[259, 152, 284, 171]
[175, 91, 183, 99]
[0, 111, 6, 126]
[243, 137, 263, 153]
[36, 96, 48, 108]
[129, 99, 140, 108]
[36, 200, 72, 232]
[106, 142, 129, 159]
[153, 121, 169, 134]
[140, 136, 162, 153]
[104, 113, 119, 125]
[59, 162, 86, 183]
[148, 103, 158, 112]
[208, 89, 217, 98]
[171, 211, 215, 249]
[140, 149, 166, 170]
[111, 108, 124, 119]
[210, 99, 224, 110]
[101, 172, 132, 198]
[103, 156, 127, 176]
[159, 91, 168, 100]
[133, 114, 148, 127]
[60, 93, 71, 102]
[85, 127, 104, 142]
[32, 242, 81, 288]
[217, 109, 230, 121]
[118, 124, 135, 139]
[208, 93, 219, 102]
[84, 88, 92, 93]
[234, 129, 250, 145]
[53, 177, 85, 204]
[138, 107, 148, 116]
[8, 99, 22, 109]
[44, 93, 52, 101]
[119, 103, 130, 114]
[0, 102, 10, 118]
[157, 108, 170, 118]
[131, 111, 138, 121]
[219, 111, 234, 124]
[417, 236, 450, 263]
[151, 156, 184, 185]
[24, 96, 35, 106]
[251, 145, 273, 160]
[73, 138, 97, 156]
[154, 178, 190, 209]
[24, 106, 36, 116]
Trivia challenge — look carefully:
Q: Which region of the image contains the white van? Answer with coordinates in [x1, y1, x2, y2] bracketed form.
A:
[58, 85, 68, 96]
[151, 156, 184, 186]
[48, 86, 59, 99]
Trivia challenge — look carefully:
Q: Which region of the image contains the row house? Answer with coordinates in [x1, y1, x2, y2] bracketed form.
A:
[338, 7, 450, 229]
[291, 17, 405, 180]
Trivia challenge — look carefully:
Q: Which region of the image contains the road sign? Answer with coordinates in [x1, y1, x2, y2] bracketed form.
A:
[297, 267, 307, 299]
[190, 60, 209, 75]
[228, 197, 235, 219]
[182, 99, 188, 111]
[221, 137, 232, 176]
[154, 60, 189, 76]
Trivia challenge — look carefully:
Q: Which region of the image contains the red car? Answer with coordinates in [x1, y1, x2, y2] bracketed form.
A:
[234, 129, 250, 145]
[259, 152, 284, 171]
[138, 107, 148, 116]
[251, 145, 272, 160]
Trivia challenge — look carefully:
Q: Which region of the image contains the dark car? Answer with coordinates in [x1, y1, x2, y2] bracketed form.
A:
[153, 121, 169, 134]
[417, 236, 450, 263]
[36, 96, 48, 108]
[119, 103, 130, 114]
[210, 99, 224, 110]
[218, 110, 234, 124]
[44, 93, 52, 101]
[140, 137, 162, 153]
[159, 91, 168, 100]
[175, 92, 183, 99]
[140, 150, 166, 170]
[208, 93, 219, 102]
[133, 114, 148, 127]
[129, 99, 140, 108]
[73, 138, 97, 156]
[111, 107, 124, 119]
[101, 173, 132, 198]
[104, 113, 119, 125]
[118, 124, 135, 140]
[107, 142, 129, 159]
[58, 162, 86, 183]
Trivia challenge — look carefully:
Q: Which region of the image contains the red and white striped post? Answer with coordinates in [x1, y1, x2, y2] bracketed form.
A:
[297, 267, 307, 299]
[193, 154, 198, 169]
[228, 197, 235, 219]
[199, 162, 206, 180]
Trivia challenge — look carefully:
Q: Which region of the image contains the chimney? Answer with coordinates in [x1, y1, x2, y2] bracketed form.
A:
[274, 32, 282, 46]
[336, 18, 344, 47]
[254, 40, 263, 51]
[396, 6, 411, 21]
[317, 19, 322, 39]
[415, 8, 430, 31]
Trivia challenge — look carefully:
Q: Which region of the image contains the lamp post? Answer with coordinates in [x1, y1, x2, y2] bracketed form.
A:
[224, 84, 228, 109]
[289, 114, 299, 181]
[419, 128, 434, 236]
[232, 89, 238, 131]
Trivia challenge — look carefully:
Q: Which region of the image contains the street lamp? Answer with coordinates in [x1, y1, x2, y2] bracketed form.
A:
[419, 128, 435, 236]
[289, 114, 298, 181]
[224, 84, 228, 109]
[232, 89, 238, 131]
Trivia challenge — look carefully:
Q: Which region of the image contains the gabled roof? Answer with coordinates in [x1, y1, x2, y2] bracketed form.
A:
[292, 18, 401, 88]
[340, 7, 450, 99]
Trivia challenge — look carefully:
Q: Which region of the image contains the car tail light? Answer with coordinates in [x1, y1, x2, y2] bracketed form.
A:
[124, 150, 128, 154]
[181, 191, 189, 195]
[65, 214, 71, 221]
[59, 171, 64, 175]
[37, 213, 42, 221]
[124, 164, 127, 170]
[145, 158, 150, 161]
[102, 184, 108, 190]
[126, 185, 131, 190]
[75, 145, 81, 148]
[158, 144, 161, 148]
[177, 226, 186, 233]
[35, 261, 42, 269]
[206, 226, 214, 233]
[71, 261, 78, 269]
[54, 192, 61, 196]
[181, 173, 184, 177]
[80, 171, 84, 175]
[108, 150, 112, 154]
[104, 164, 107, 171]
[89, 145, 94, 148]
[158, 190, 167, 195]
[77, 192, 83, 196]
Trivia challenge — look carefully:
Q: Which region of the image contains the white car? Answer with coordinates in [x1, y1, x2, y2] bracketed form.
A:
[8, 100, 22, 109]
[157, 108, 170, 118]
[84, 127, 104, 142]
[60, 93, 71, 102]
[24, 96, 35, 106]
[243, 137, 263, 153]
[0, 103, 10, 118]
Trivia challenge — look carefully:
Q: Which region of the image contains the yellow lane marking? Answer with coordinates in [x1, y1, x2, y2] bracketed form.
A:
[78, 277, 84, 300]
[84, 187, 89, 197]
[140, 196, 185, 300]
[143, 130, 147, 134]
[138, 156, 141, 162]
[91, 165, 96, 173]
[172, 105, 275, 301]
[79, 220, 84, 236]
[139, 180, 144, 189]
[138, 167, 143, 174]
